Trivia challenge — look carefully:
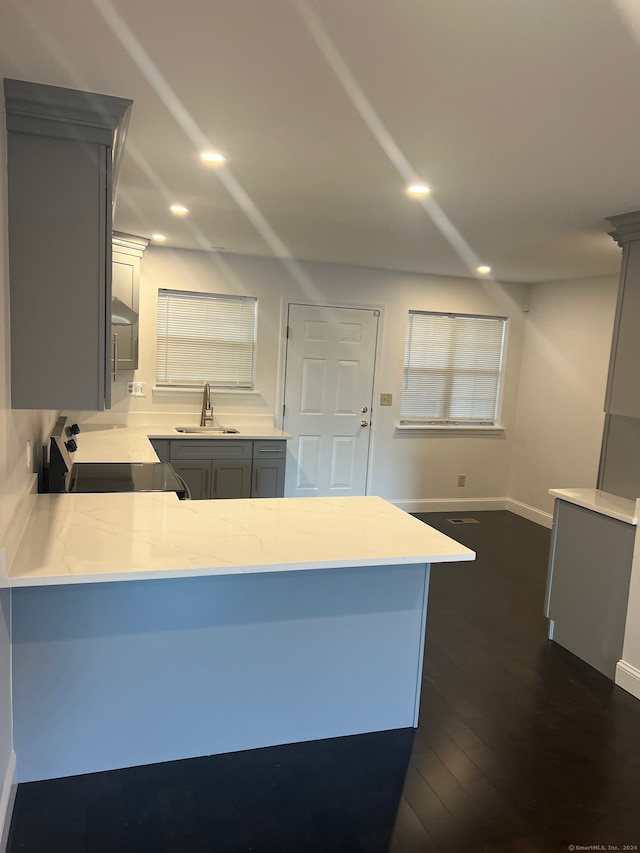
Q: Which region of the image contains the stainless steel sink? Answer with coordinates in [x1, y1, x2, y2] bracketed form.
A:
[175, 426, 240, 434]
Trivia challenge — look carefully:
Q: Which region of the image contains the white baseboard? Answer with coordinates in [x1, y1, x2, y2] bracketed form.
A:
[390, 496, 553, 528]
[615, 660, 640, 701]
[0, 751, 16, 853]
[504, 498, 554, 529]
[392, 497, 509, 514]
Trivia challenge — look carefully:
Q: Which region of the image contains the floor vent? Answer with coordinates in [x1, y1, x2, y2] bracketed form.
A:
[447, 517, 479, 524]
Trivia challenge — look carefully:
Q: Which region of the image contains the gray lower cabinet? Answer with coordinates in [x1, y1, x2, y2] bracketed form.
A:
[169, 460, 211, 501]
[252, 441, 286, 498]
[545, 499, 636, 679]
[164, 439, 285, 500]
[169, 459, 252, 500]
[211, 460, 252, 499]
[149, 439, 170, 462]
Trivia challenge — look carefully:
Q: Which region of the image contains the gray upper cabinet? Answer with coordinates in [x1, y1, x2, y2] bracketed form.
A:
[112, 232, 149, 375]
[598, 413, 640, 499]
[4, 78, 132, 410]
[604, 211, 640, 419]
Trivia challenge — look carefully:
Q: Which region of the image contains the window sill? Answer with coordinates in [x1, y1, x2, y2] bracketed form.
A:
[395, 423, 506, 436]
[152, 386, 261, 398]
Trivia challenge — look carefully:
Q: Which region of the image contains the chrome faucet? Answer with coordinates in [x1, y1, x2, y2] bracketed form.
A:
[200, 383, 214, 426]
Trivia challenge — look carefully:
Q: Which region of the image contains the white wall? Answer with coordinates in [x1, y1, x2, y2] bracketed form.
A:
[72, 248, 622, 522]
[96, 247, 528, 509]
[508, 276, 619, 523]
[0, 90, 57, 844]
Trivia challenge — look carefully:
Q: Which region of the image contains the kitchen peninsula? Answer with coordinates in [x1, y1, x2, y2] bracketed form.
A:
[1, 424, 474, 783]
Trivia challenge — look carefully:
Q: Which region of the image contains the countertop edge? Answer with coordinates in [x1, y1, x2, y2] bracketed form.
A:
[2, 550, 476, 588]
[549, 488, 639, 525]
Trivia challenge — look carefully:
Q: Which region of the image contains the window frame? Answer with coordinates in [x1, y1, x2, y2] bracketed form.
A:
[399, 310, 508, 432]
[156, 288, 258, 389]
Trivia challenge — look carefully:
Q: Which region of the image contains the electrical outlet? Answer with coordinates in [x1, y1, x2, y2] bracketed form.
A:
[127, 381, 145, 397]
[380, 393, 393, 406]
[457, 474, 466, 487]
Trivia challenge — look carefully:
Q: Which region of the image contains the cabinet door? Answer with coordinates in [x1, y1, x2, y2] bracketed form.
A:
[211, 461, 252, 499]
[170, 461, 211, 500]
[252, 460, 286, 498]
[4, 79, 132, 410]
[7, 131, 111, 410]
[251, 441, 286, 498]
[112, 255, 139, 371]
[546, 500, 635, 679]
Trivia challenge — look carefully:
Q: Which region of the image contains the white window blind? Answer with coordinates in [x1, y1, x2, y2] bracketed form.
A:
[401, 311, 507, 425]
[156, 289, 257, 387]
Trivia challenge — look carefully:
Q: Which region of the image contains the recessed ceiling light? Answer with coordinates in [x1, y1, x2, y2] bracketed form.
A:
[170, 204, 189, 215]
[201, 151, 226, 164]
[151, 233, 166, 242]
[477, 265, 492, 274]
[407, 184, 430, 196]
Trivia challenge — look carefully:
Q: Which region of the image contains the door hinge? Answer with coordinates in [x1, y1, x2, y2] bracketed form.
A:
[286, 325, 291, 339]
[282, 403, 286, 418]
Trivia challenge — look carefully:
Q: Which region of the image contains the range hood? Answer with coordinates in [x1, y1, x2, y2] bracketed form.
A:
[111, 297, 138, 326]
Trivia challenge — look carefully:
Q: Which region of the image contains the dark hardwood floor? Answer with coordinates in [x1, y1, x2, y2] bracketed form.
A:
[7, 510, 640, 852]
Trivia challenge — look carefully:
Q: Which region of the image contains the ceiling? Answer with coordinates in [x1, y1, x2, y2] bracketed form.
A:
[2, 0, 640, 283]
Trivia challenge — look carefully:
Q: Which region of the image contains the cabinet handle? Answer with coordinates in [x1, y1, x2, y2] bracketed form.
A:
[112, 333, 118, 382]
[205, 468, 210, 496]
[256, 448, 281, 453]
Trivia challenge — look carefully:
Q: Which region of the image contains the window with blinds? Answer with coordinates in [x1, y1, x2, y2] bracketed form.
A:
[156, 289, 257, 387]
[401, 311, 507, 425]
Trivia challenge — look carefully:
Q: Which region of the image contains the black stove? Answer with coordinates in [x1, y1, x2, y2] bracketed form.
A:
[45, 416, 188, 498]
[67, 461, 186, 495]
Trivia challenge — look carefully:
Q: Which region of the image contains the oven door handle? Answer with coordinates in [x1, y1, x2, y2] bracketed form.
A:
[173, 471, 192, 501]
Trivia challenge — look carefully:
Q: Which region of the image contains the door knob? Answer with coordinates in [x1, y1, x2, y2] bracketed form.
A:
[361, 406, 368, 413]
[360, 419, 369, 427]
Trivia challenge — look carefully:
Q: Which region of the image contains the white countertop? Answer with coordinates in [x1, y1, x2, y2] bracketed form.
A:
[549, 488, 639, 525]
[2, 494, 475, 588]
[73, 424, 290, 464]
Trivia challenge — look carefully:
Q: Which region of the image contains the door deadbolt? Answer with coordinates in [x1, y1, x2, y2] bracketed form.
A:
[360, 419, 369, 427]
[361, 406, 368, 413]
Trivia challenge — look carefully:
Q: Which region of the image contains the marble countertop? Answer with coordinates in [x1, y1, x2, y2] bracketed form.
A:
[73, 424, 290, 464]
[2, 495, 475, 588]
[549, 488, 639, 525]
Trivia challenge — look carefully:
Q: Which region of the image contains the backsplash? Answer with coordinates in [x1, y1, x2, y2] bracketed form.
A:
[63, 408, 277, 430]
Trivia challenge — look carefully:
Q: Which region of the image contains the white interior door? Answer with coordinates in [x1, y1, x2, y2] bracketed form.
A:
[283, 303, 379, 497]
